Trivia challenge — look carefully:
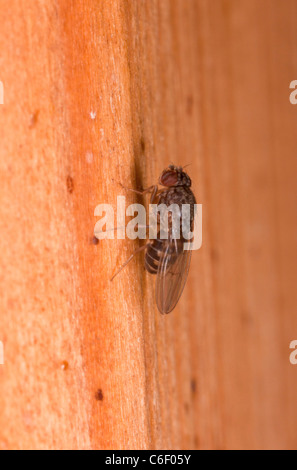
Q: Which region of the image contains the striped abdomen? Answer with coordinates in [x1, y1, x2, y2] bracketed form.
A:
[145, 236, 183, 275]
[145, 238, 166, 275]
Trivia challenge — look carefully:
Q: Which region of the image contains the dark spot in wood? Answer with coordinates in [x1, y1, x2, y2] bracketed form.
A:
[140, 137, 145, 152]
[61, 361, 69, 371]
[184, 402, 190, 412]
[66, 175, 74, 193]
[133, 159, 143, 197]
[29, 110, 39, 128]
[95, 389, 104, 401]
[91, 235, 99, 245]
[191, 378, 197, 394]
[210, 248, 219, 262]
[241, 310, 253, 326]
[186, 95, 194, 115]
[194, 436, 200, 449]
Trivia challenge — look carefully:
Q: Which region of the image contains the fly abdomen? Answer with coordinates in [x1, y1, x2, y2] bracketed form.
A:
[145, 238, 166, 274]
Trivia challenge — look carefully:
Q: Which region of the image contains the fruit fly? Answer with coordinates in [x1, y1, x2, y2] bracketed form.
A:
[111, 165, 196, 314]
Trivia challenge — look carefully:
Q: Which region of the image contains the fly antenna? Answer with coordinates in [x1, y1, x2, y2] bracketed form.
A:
[182, 163, 192, 170]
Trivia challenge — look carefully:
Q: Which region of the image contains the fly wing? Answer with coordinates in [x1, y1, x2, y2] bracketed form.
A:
[156, 240, 192, 314]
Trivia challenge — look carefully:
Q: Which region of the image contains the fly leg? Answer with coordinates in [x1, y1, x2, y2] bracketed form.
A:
[119, 183, 159, 203]
[174, 238, 178, 253]
[110, 242, 151, 281]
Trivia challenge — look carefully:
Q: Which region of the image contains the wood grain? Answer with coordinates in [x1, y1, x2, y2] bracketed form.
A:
[0, 0, 297, 450]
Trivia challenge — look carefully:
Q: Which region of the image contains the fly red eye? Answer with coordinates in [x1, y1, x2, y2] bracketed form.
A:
[160, 170, 178, 186]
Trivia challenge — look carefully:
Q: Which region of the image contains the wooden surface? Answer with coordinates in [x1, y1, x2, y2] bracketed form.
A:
[0, 0, 297, 450]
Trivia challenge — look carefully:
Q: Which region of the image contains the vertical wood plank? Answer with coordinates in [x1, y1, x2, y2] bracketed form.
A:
[0, 0, 296, 450]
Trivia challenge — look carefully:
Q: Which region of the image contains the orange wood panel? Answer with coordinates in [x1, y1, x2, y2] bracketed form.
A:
[0, 0, 296, 450]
